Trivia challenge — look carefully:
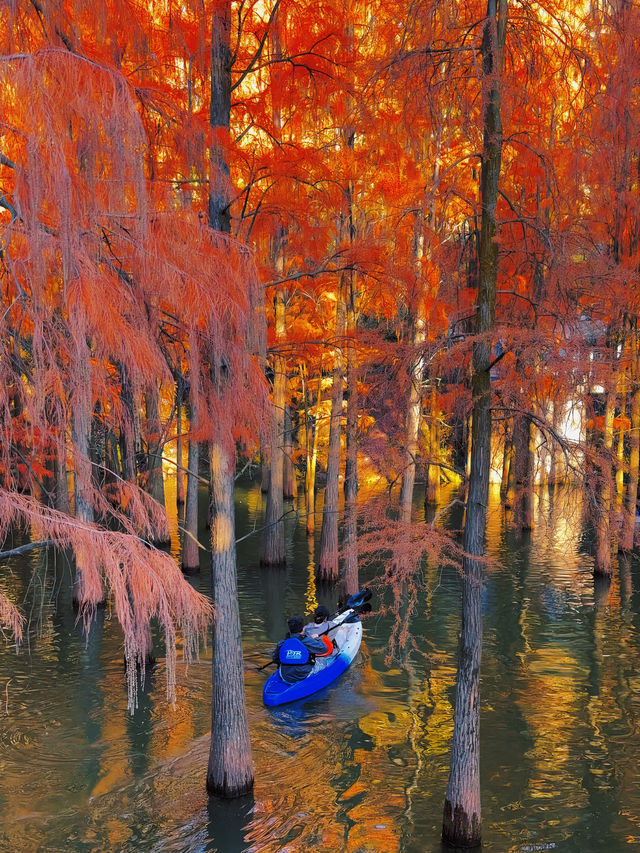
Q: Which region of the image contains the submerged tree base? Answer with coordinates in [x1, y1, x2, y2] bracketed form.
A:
[206, 773, 254, 800]
[259, 557, 286, 568]
[442, 799, 481, 849]
[316, 564, 339, 582]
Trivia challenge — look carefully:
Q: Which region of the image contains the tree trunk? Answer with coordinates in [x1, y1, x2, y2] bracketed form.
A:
[499, 423, 511, 503]
[426, 386, 441, 505]
[283, 404, 297, 499]
[342, 285, 359, 597]
[400, 311, 426, 524]
[176, 381, 186, 507]
[512, 411, 534, 531]
[302, 370, 321, 536]
[595, 384, 615, 577]
[206, 442, 254, 797]
[119, 363, 137, 484]
[442, 0, 506, 846]
[55, 432, 71, 514]
[71, 330, 95, 607]
[318, 290, 346, 580]
[261, 278, 286, 567]
[144, 383, 170, 546]
[207, 0, 253, 797]
[616, 379, 625, 504]
[550, 398, 565, 486]
[182, 399, 200, 572]
[260, 442, 270, 493]
[465, 413, 473, 480]
[621, 337, 640, 551]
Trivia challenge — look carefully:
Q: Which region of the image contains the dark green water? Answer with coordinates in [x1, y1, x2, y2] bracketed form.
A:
[1, 481, 640, 852]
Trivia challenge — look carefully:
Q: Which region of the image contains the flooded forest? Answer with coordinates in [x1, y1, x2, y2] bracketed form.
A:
[1, 0, 640, 850]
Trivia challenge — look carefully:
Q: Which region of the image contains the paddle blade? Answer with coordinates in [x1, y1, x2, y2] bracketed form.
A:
[346, 588, 372, 609]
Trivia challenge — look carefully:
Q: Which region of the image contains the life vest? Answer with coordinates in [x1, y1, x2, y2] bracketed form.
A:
[277, 636, 311, 665]
[317, 635, 333, 657]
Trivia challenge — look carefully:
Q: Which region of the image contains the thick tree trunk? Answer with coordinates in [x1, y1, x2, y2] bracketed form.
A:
[621, 341, 640, 551]
[206, 443, 254, 797]
[207, 0, 253, 797]
[261, 280, 286, 567]
[342, 286, 359, 597]
[442, 0, 506, 846]
[595, 385, 615, 577]
[318, 290, 346, 580]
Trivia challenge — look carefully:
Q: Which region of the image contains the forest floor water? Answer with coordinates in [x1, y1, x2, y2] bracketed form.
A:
[1, 480, 639, 852]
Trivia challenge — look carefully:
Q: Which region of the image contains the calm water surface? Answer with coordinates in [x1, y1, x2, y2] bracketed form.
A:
[1, 481, 640, 852]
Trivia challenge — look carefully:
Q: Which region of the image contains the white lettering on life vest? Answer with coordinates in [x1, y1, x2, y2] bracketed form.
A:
[284, 649, 303, 660]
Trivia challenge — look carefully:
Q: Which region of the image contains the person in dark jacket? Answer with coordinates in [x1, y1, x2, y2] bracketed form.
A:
[272, 616, 328, 684]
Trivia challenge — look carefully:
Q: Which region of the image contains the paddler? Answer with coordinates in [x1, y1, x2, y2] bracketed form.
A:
[272, 616, 328, 684]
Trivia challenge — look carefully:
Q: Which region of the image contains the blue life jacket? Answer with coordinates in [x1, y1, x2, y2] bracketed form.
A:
[277, 636, 311, 665]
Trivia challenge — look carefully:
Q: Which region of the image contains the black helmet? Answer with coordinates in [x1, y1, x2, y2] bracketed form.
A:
[313, 605, 330, 624]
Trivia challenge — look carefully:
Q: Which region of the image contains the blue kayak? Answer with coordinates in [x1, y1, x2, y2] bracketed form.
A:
[263, 612, 363, 707]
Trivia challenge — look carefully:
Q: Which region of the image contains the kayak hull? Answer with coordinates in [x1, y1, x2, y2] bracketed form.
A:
[263, 617, 362, 707]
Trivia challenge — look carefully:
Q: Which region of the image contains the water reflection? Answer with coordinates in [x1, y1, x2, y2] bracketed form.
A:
[207, 794, 255, 853]
[1, 483, 640, 851]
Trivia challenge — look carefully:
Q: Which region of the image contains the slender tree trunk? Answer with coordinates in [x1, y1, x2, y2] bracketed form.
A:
[182, 399, 200, 572]
[342, 284, 359, 596]
[261, 279, 286, 567]
[206, 443, 253, 797]
[621, 335, 640, 551]
[144, 383, 170, 545]
[262, 1, 288, 554]
[400, 311, 426, 523]
[55, 432, 70, 514]
[71, 329, 96, 607]
[499, 422, 511, 503]
[616, 378, 625, 504]
[442, 0, 506, 846]
[176, 381, 186, 507]
[426, 386, 441, 505]
[465, 413, 473, 480]
[260, 442, 270, 493]
[206, 0, 253, 796]
[119, 363, 137, 484]
[283, 404, 297, 499]
[144, 384, 165, 506]
[303, 370, 321, 535]
[318, 289, 346, 580]
[595, 383, 615, 576]
[512, 411, 534, 531]
[550, 397, 565, 486]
